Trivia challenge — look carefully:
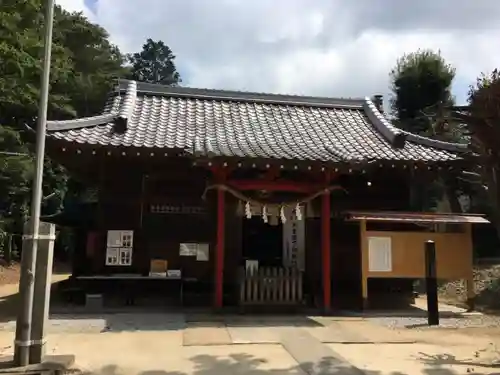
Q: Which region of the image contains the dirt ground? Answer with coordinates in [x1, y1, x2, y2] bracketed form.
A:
[0, 264, 71, 322]
[0, 262, 71, 287]
[0, 263, 21, 286]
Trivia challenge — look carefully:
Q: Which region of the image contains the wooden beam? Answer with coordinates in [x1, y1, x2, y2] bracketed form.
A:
[209, 165, 234, 179]
[214, 171, 226, 309]
[228, 179, 323, 193]
[262, 166, 280, 180]
[360, 219, 368, 310]
[322, 189, 331, 311]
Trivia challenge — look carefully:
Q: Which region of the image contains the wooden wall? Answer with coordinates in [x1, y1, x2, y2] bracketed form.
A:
[94, 163, 143, 274]
[362, 228, 473, 280]
[78, 154, 418, 308]
[85, 158, 244, 303]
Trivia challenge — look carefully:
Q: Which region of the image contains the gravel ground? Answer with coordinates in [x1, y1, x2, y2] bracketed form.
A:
[0, 313, 186, 333]
[1, 312, 499, 334]
[367, 315, 500, 329]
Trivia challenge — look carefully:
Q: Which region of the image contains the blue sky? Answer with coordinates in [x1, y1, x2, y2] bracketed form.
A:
[452, 82, 471, 105]
[83, 0, 97, 13]
[58, 0, 499, 106]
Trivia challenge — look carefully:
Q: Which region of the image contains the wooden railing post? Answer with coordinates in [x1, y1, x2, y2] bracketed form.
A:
[238, 266, 304, 307]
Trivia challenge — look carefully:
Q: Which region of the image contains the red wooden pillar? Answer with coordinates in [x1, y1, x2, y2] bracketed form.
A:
[214, 187, 225, 309]
[321, 191, 331, 311]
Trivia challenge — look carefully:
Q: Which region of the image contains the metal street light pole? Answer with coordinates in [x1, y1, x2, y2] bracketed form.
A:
[14, 0, 55, 366]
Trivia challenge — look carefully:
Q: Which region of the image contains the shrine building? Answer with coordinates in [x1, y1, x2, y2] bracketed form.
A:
[44, 79, 488, 311]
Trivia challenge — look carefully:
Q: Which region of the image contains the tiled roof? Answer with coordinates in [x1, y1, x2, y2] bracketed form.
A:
[47, 79, 467, 163]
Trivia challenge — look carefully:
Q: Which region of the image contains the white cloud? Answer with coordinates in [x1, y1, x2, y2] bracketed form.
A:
[55, 0, 94, 20]
[56, 0, 500, 105]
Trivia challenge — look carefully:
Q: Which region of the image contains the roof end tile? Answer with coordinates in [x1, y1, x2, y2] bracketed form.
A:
[115, 80, 137, 133]
[363, 97, 407, 149]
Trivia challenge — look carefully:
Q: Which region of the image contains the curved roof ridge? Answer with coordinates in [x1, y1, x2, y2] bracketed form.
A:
[401, 130, 468, 153]
[117, 79, 365, 109]
[363, 97, 468, 154]
[114, 80, 137, 132]
[46, 81, 138, 133]
[47, 113, 116, 131]
[363, 97, 406, 148]
[117, 80, 137, 121]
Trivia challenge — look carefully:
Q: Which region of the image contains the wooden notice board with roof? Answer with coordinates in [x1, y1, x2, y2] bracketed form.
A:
[346, 211, 490, 309]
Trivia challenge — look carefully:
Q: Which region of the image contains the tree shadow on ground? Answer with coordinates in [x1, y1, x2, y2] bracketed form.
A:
[70, 351, 499, 375]
[417, 351, 500, 370]
[0, 311, 326, 333]
[0, 292, 19, 323]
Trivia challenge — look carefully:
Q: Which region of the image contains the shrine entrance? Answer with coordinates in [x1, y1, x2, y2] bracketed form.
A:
[206, 172, 338, 310]
[242, 217, 283, 267]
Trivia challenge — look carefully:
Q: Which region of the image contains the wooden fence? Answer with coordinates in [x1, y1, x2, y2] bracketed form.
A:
[239, 266, 304, 306]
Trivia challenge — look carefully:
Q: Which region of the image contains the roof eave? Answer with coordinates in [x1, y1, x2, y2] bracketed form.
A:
[363, 97, 469, 154]
[47, 113, 116, 132]
[344, 210, 490, 224]
[47, 80, 137, 133]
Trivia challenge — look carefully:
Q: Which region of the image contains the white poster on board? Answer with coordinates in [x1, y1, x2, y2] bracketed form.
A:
[368, 236, 392, 272]
[180, 243, 197, 256]
[196, 244, 209, 261]
[107, 231, 122, 247]
[282, 213, 305, 271]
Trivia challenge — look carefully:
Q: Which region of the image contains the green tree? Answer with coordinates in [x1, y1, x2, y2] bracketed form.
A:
[446, 70, 500, 238]
[127, 38, 181, 85]
[53, 10, 127, 117]
[0, 127, 33, 225]
[389, 49, 463, 212]
[390, 49, 456, 137]
[0, 0, 126, 255]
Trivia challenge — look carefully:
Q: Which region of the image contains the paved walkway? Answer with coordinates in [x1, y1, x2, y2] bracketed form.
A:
[0, 313, 499, 375]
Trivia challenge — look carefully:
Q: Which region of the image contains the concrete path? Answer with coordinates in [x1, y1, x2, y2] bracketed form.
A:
[280, 328, 364, 375]
[183, 322, 232, 346]
[0, 313, 499, 375]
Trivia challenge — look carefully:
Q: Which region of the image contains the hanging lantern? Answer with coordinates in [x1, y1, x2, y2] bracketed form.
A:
[245, 201, 252, 219]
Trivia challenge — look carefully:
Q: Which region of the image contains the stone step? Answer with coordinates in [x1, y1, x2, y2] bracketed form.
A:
[280, 328, 365, 375]
[226, 326, 285, 344]
[183, 323, 232, 346]
[304, 322, 369, 344]
[334, 321, 415, 344]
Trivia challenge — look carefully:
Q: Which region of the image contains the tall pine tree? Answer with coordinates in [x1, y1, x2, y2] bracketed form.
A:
[389, 49, 463, 213]
[127, 39, 181, 85]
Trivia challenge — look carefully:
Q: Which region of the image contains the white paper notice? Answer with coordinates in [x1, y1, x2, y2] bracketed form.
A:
[368, 236, 392, 272]
[107, 230, 122, 247]
[196, 244, 209, 261]
[180, 243, 197, 256]
[105, 247, 119, 265]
